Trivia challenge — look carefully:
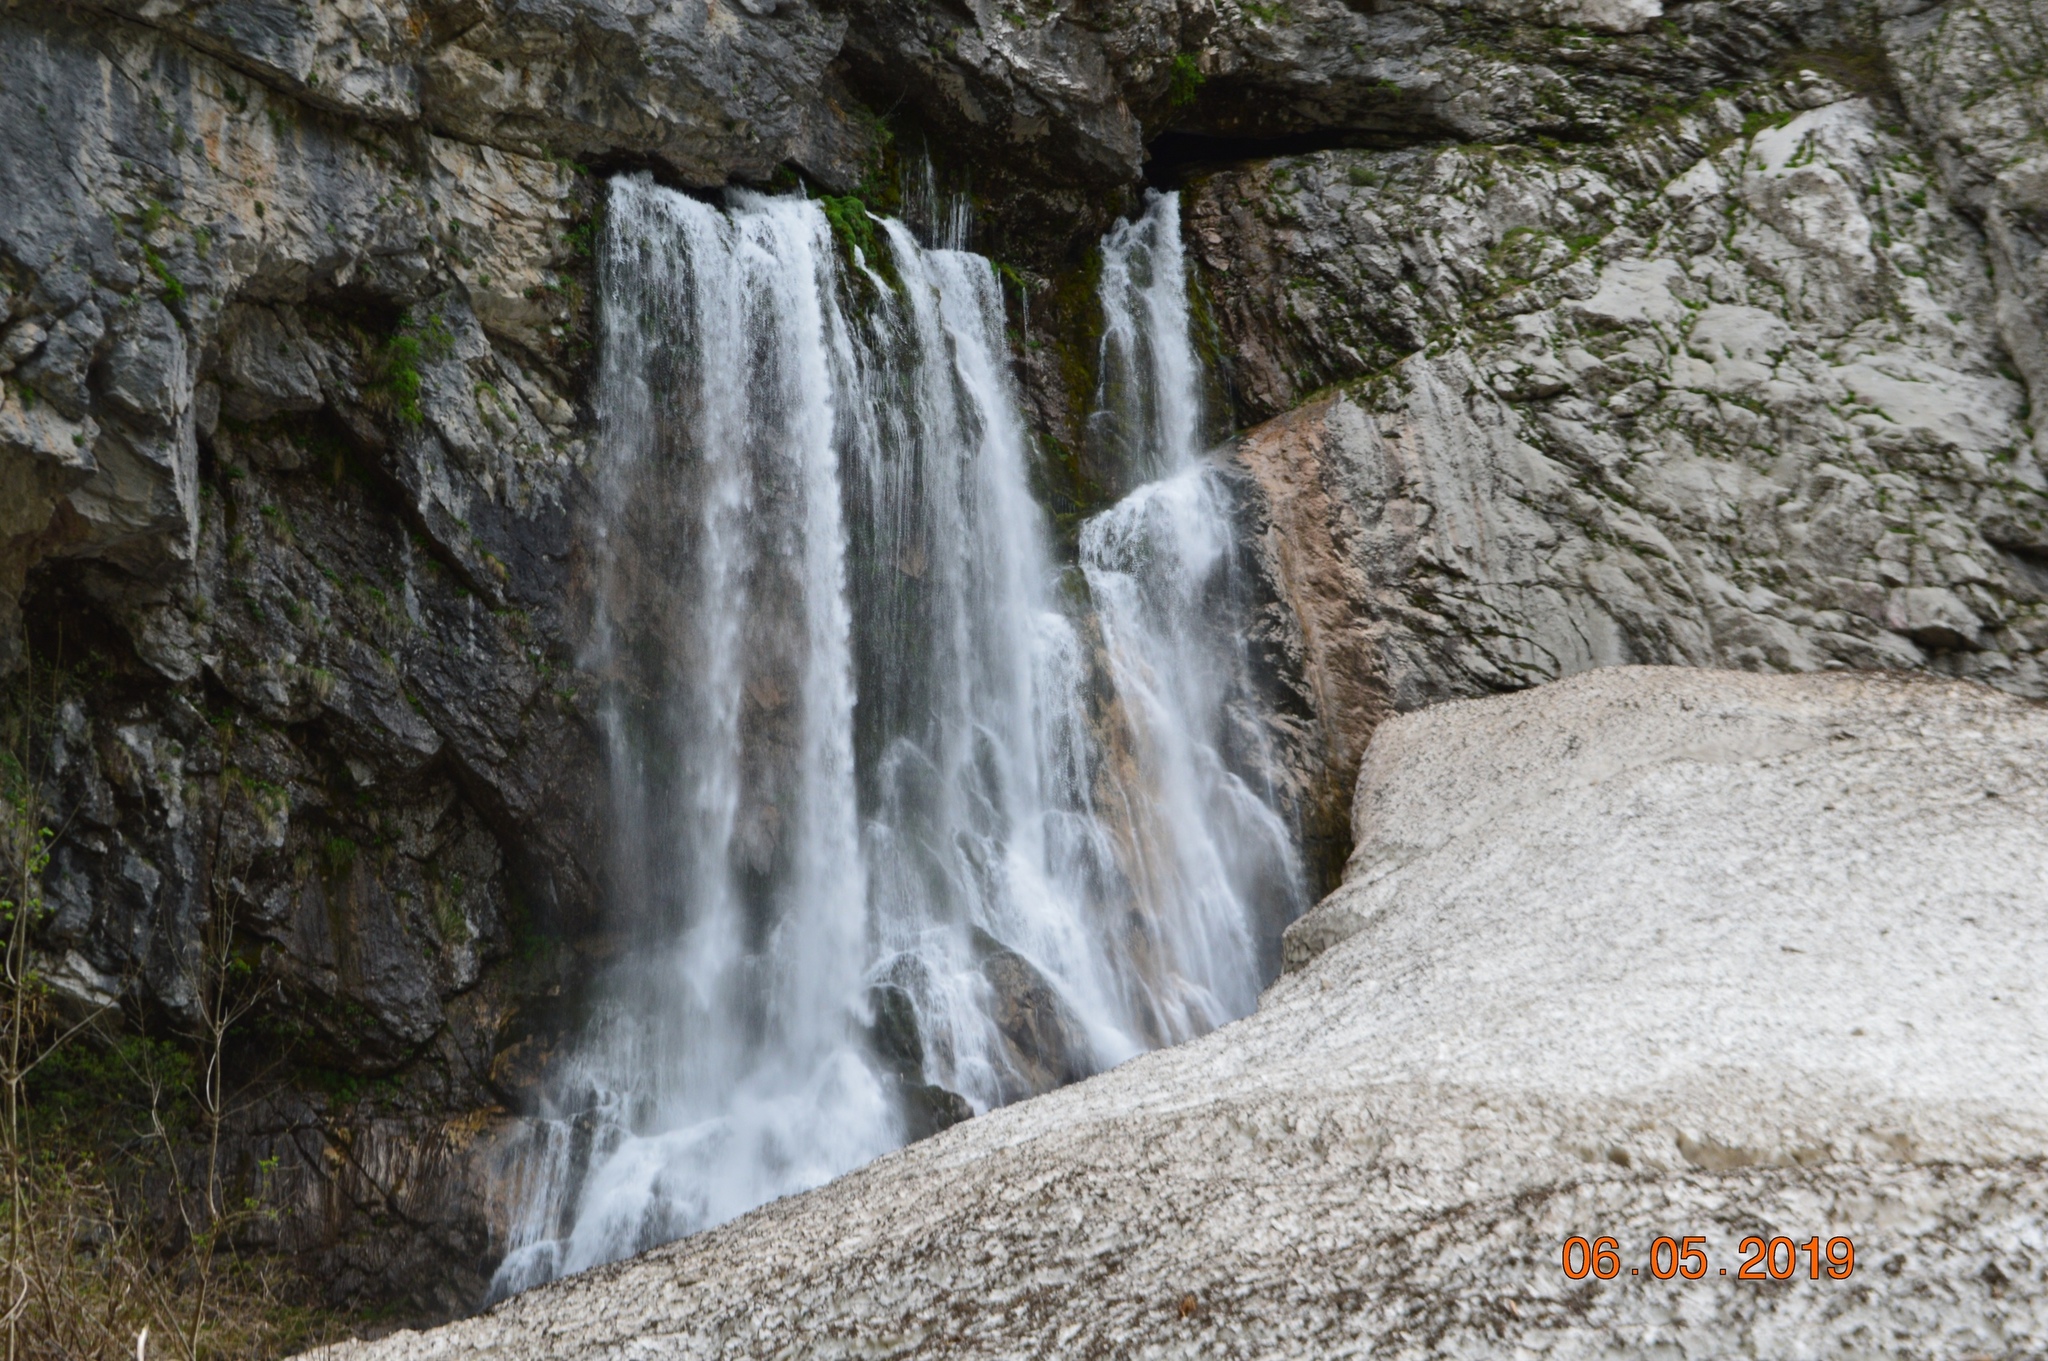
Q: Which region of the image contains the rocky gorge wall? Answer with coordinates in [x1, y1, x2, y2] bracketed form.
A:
[1198, 1, 2048, 858]
[0, 0, 2043, 1326]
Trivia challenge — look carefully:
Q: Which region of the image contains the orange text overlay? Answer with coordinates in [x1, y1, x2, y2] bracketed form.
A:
[1562, 1235, 1855, 1281]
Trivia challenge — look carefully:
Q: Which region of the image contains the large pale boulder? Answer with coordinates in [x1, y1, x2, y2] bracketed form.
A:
[315, 666, 2048, 1358]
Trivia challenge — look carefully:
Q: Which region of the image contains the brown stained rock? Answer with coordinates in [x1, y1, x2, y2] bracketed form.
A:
[488, 1034, 562, 1108]
[1231, 396, 1392, 868]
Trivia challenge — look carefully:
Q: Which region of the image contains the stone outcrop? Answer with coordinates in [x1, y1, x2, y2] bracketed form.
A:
[71, 0, 872, 187]
[1204, 6, 2048, 859]
[310, 666, 2048, 1358]
[1, 4, 610, 1313]
[830, 0, 1841, 254]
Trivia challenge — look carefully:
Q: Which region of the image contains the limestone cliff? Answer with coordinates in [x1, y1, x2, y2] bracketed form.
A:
[1196, 7, 2048, 868]
[1, 0, 2043, 1323]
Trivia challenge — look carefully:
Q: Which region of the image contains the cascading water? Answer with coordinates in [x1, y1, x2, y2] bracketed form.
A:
[490, 181, 1301, 1296]
[1080, 196, 1305, 1009]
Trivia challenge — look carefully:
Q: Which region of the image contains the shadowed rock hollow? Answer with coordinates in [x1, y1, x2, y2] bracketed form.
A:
[313, 666, 2048, 1359]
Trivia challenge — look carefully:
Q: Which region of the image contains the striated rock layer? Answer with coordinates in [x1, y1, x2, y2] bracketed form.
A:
[315, 666, 2048, 1358]
[1202, 8, 2048, 872]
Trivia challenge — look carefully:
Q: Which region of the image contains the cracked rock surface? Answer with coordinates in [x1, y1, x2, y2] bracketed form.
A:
[0, 5, 606, 1312]
[1205, 25, 2048, 850]
[313, 666, 2048, 1359]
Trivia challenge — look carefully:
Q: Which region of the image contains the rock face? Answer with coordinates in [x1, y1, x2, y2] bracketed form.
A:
[828, 0, 1838, 254]
[0, 4, 618, 1313]
[310, 666, 2048, 1358]
[5, 0, 2047, 1324]
[1203, 11, 2048, 867]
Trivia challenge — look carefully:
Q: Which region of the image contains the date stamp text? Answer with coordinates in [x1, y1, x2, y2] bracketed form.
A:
[1561, 1235, 1855, 1281]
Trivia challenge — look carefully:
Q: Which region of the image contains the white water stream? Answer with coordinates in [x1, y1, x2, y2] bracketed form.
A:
[490, 182, 1300, 1295]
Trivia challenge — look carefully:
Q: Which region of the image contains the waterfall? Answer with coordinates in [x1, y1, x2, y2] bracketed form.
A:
[490, 181, 1301, 1297]
[1080, 194, 1304, 1014]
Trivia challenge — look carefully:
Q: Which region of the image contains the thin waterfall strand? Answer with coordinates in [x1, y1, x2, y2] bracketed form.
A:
[1083, 191, 1304, 1027]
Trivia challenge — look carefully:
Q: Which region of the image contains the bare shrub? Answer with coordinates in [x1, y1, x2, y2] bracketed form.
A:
[2, 664, 354, 1360]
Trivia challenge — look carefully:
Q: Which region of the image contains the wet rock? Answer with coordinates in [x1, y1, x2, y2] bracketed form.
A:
[865, 983, 925, 1084]
[971, 928, 1091, 1100]
[287, 858, 450, 1071]
[488, 1034, 563, 1109]
[900, 1082, 973, 1142]
[866, 982, 975, 1141]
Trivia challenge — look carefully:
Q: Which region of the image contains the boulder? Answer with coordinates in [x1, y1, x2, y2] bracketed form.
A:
[312, 666, 2048, 1358]
[971, 926, 1094, 1101]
